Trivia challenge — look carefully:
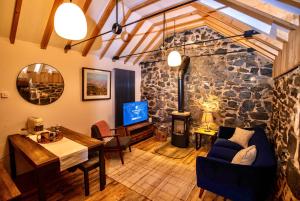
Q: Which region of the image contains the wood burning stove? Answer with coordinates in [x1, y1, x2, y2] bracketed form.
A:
[171, 111, 191, 148]
[171, 56, 191, 148]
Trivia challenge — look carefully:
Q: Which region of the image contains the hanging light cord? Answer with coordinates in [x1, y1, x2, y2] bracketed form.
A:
[116, 0, 118, 25]
[173, 20, 176, 49]
[65, 0, 198, 51]
[162, 12, 166, 49]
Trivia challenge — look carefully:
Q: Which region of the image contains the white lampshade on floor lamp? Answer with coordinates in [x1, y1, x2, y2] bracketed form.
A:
[54, 1, 87, 40]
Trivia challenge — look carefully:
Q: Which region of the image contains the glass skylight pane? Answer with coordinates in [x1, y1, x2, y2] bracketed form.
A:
[220, 7, 272, 34]
[264, 0, 300, 14]
[198, 0, 224, 9]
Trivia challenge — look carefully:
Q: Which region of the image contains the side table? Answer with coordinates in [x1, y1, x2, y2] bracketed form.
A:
[194, 128, 217, 150]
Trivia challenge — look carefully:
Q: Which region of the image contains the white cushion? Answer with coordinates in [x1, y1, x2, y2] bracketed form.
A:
[229, 127, 254, 148]
[232, 145, 257, 165]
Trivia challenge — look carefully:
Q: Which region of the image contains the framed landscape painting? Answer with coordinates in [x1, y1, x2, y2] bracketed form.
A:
[82, 68, 111, 101]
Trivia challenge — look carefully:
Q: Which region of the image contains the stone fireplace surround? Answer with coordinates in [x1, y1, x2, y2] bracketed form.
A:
[140, 26, 300, 200]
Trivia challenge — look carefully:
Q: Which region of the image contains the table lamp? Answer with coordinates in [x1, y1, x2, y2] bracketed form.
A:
[201, 112, 214, 131]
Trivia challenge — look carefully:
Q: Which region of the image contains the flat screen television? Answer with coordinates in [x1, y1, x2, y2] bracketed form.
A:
[123, 101, 148, 126]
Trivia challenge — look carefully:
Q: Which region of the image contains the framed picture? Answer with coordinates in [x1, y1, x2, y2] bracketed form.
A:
[82, 67, 111, 101]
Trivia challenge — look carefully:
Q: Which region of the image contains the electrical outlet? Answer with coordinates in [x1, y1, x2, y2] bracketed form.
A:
[0, 91, 9, 98]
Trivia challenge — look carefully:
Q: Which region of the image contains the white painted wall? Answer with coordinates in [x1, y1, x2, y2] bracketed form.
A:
[0, 37, 141, 162]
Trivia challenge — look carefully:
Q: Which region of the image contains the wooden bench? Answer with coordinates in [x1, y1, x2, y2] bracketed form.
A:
[0, 164, 21, 201]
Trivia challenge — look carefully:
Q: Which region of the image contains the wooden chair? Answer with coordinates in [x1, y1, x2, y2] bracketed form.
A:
[78, 121, 131, 196]
[91, 120, 131, 165]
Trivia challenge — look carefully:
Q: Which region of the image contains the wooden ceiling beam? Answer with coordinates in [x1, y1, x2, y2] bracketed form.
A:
[133, 19, 204, 64]
[133, 30, 162, 65]
[65, 0, 93, 49]
[205, 21, 275, 60]
[99, 0, 160, 59]
[124, 25, 154, 63]
[215, 0, 298, 30]
[205, 17, 278, 56]
[124, 12, 201, 63]
[9, 0, 23, 44]
[82, 0, 115, 56]
[113, 21, 145, 58]
[112, 3, 196, 60]
[192, 3, 282, 52]
[278, 0, 300, 9]
[40, 0, 63, 49]
[192, 3, 283, 51]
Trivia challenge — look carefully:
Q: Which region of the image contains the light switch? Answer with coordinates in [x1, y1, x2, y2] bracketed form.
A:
[1, 91, 9, 98]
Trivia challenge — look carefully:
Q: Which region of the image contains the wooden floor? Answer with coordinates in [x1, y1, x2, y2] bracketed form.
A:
[20, 137, 223, 201]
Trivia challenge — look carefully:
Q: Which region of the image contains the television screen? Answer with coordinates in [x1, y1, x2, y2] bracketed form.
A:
[123, 101, 148, 126]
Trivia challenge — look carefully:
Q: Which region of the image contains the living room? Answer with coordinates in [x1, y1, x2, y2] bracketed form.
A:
[0, 0, 299, 201]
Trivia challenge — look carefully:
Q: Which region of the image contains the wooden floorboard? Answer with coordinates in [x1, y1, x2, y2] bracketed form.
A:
[19, 137, 221, 201]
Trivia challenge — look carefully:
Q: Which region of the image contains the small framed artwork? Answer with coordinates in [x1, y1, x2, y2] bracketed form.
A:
[82, 67, 111, 101]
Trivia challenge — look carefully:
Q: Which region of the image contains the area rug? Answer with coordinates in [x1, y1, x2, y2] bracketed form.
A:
[154, 139, 194, 159]
[106, 148, 196, 201]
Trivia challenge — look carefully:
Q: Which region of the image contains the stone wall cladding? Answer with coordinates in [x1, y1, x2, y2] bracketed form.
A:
[272, 66, 300, 200]
[140, 26, 273, 132]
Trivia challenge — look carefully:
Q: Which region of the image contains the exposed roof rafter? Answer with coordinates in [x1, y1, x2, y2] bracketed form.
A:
[40, 0, 63, 49]
[99, 0, 160, 59]
[205, 21, 276, 60]
[134, 19, 204, 64]
[124, 10, 201, 63]
[10, 0, 23, 44]
[82, 0, 116, 56]
[216, 0, 298, 30]
[192, 2, 283, 51]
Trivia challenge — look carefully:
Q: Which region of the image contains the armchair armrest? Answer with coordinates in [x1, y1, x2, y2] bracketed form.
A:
[196, 156, 276, 192]
[217, 126, 235, 139]
[101, 134, 120, 138]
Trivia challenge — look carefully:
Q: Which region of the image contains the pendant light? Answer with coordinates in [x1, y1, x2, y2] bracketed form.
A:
[54, 0, 87, 40]
[120, 0, 131, 42]
[168, 20, 181, 67]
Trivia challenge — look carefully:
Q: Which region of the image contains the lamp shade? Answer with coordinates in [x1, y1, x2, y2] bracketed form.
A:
[167, 50, 182, 67]
[54, 2, 87, 40]
[201, 112, 214, 124]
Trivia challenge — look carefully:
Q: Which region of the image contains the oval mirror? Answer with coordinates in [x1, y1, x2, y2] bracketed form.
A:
[16, 63, 64, 105]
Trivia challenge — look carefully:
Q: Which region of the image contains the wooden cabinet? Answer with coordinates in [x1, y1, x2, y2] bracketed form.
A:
[125, 122, 154, 144]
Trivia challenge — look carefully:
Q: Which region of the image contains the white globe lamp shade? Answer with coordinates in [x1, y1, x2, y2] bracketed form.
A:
[168, 50, 182, 67]
[54, 2, 87, 40]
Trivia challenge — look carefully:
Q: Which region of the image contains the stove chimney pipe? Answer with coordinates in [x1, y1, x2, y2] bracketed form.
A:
[178, 56, 190, 113]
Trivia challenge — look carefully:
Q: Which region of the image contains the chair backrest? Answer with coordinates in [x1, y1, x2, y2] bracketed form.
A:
[92, 120, 111, 139]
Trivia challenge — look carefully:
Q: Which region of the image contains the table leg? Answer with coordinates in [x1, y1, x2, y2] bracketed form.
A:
[199, 134, 202, 149]
[36, 168, 46, 201]
[195, 133, 198, 150]
[99, 145, 106, 191]
[9, 140, 17, 180]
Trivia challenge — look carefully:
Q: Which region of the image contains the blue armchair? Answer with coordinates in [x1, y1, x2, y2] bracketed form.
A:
[196, 126, 276, 201]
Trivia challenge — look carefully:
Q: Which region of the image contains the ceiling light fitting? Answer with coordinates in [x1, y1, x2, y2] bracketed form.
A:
[64, 0, 198, 53]
[54, 0, 87, 40]
[168, 20, 181, 67]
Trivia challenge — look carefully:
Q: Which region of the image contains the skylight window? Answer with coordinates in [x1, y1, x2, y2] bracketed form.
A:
[220, 7, 272, 34]
[198, 0, 225, 9]
[34, 64, 42, 73]
[264, 0, 300, 15]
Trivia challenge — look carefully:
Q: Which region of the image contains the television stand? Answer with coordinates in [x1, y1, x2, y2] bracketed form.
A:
[125, 122, 154, 144]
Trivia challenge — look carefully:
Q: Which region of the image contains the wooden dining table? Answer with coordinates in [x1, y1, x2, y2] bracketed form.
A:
[8, 127, 106, 201]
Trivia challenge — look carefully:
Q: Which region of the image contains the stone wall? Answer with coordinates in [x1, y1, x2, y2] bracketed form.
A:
[272, 66, 300, 200]
[140, 26, 273, 133]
